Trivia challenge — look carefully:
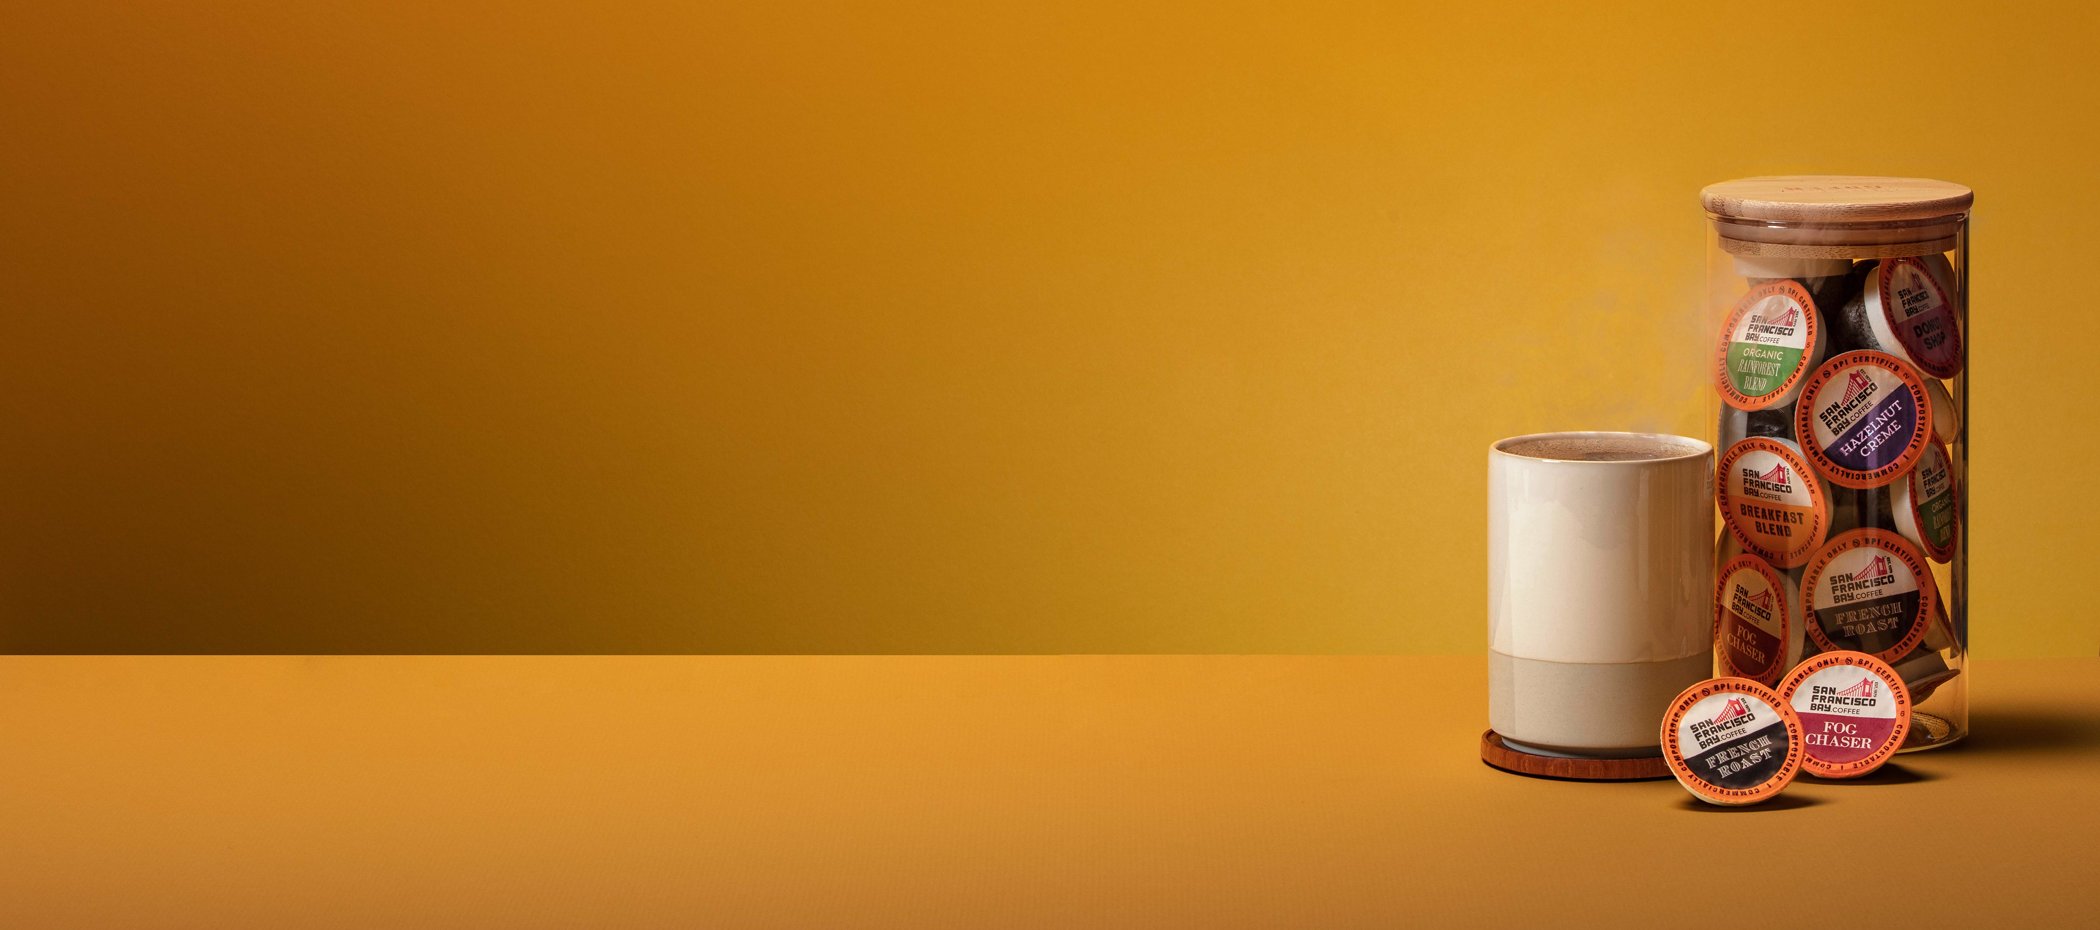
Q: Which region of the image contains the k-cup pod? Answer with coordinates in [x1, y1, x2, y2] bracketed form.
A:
[1718, 402, 1796, 449]
[1893, 443, 1960, 562]
[1716, 528, 1831, 662]
[1795, 351, 1934, 489]
[1717, 437, 1831, 569]
[1809, 262, 1870, 343]
[1715, 553, 1805, 686]
[1717, 528, 1744, 563]
[1662, 677, 1805, 806]
[1829, 442, 1961, 562]
[1734, 256, 1853, 280]
[1715, 280, 1827, 411]
[1893, 602, 1963, 703]
[1837, 256, 1965, 379]
[1893, 646, 1960, 705]
[1746, 267, 1862, 338]
[1778, 651, 1911, 779]
[1919, 597, 1959, 655]
[1802, 530, 1937, 664]
[1924, 378, 1961, 446]
[1825, 485, 1870, 535]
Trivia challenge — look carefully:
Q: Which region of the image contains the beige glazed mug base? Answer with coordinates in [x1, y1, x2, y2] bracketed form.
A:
[1487, 650, 1714, 757]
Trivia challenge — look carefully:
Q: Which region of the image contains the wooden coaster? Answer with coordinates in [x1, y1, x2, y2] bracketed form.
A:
[1480, 730, 1672, 781]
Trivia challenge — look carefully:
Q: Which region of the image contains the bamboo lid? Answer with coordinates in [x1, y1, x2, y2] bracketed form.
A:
[1703, 176, 1972, 224]
[1702, 176, 1972, 259]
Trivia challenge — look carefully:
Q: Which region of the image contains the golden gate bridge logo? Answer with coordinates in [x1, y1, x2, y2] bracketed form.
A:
[1833, 677, 1877, 700]
[1753, 462, 1789, 483]
[1849, 554, 1894, 583]
[1841, 370, 1874, 406]
[1745, 589, 1774, 612]
[1751, 303, 1800, 328]
[1710, 697, 1752, 725]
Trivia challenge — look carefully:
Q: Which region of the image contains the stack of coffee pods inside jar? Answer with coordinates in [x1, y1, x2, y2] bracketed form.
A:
[1705, 178, 1970, 759]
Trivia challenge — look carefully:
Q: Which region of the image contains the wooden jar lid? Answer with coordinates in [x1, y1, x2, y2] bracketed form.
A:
[1702, 176, 1972, 260]
[1702, 176, 1973, 223]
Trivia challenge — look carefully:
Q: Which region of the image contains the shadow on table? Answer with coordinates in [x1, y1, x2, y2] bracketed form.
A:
[1800, 763, 1932, 786]
[1677, 794, 1819, 813]
[1959, 708, 2100, 756]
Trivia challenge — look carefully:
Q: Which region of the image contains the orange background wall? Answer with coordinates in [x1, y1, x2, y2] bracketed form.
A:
[4, 2, 2095, 654]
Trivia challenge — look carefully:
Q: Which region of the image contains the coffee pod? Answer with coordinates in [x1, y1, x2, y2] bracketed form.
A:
[1920, 597, 1958, 654]
[1662, 677, 1805, 806]
[1894, 647, 1960, 705]
[1811, 262, 1871, 341]
[1893, 443, 1960, 562]
[1837, 257, 1965, 379]
[1713, 531, 1813, 677]
[1924, 378, 1961, 446]
[1918, 252, 1960, 295]
[1795, 351, 1933, 489]
[1889, 599, 1963, 703]
[1829, 442, 1961, 562]
[1717, 527, 1744, 563]
[1778, 651, 1911, 779]
[1715, 554, 1805, 686]
[1718, 437, 1831, 569]
[1802, 530, 1937, 663]
[1716, 280, 1827, 411]
[1745, 265, 1862, 340]
[1825, 486, 1891, 541]
[1735, 256, 1853, 281]
[1825, 485, 1869, 536]
[1718, 402, 1796, 449]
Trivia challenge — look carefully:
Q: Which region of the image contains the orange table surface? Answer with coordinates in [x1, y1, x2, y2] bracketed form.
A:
[4, 656, 2095, 928]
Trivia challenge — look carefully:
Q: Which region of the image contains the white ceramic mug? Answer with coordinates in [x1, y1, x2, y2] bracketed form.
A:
[1488, 431, 1714, 757]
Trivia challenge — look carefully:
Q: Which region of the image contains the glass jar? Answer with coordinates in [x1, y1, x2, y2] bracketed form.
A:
[1703, 176, 1970, 751]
